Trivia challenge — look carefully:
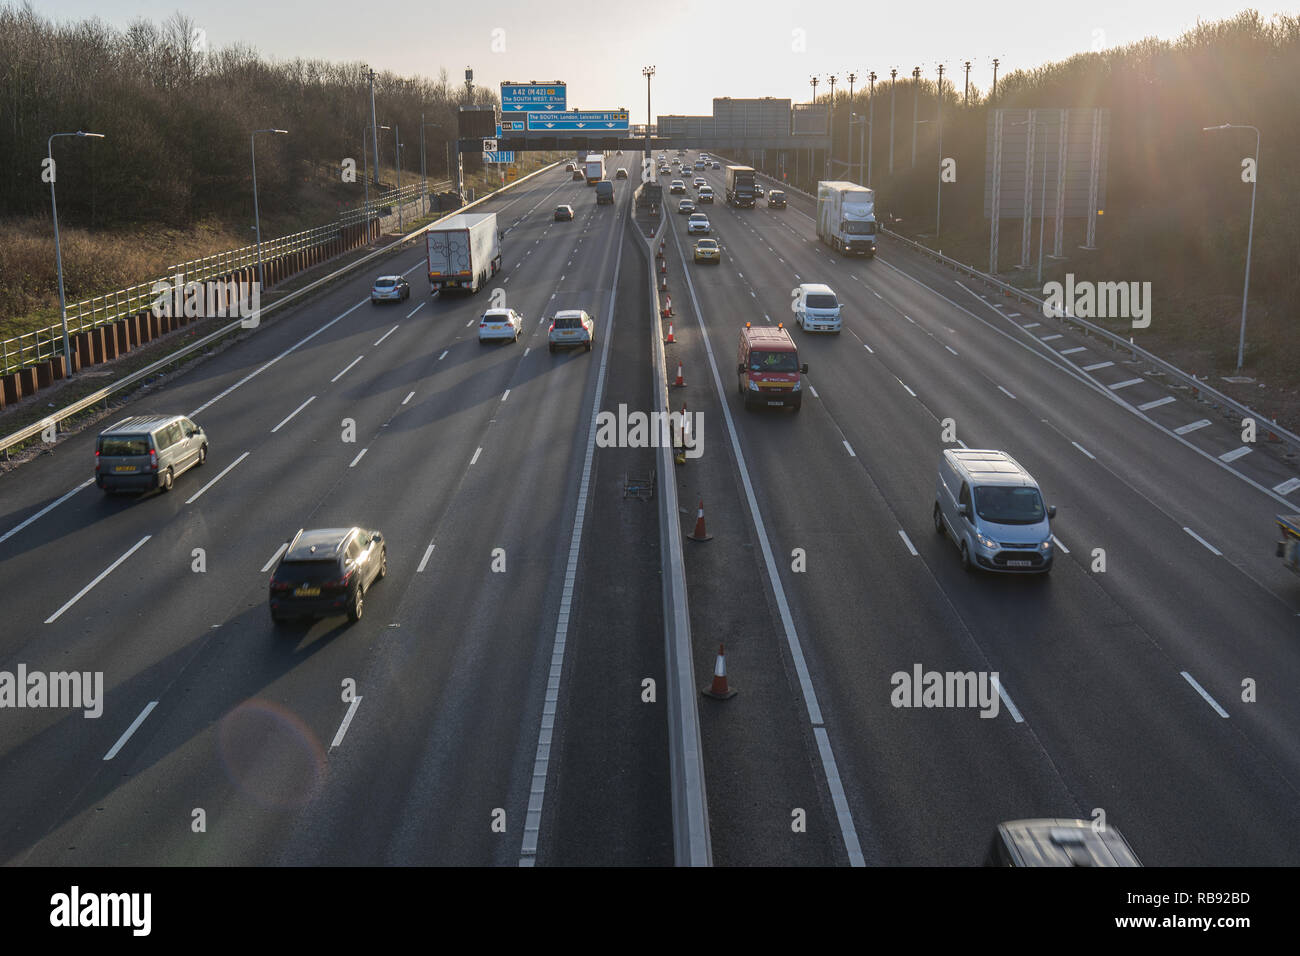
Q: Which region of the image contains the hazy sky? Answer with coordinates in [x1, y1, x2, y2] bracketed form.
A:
[32, 1, 1292, 115]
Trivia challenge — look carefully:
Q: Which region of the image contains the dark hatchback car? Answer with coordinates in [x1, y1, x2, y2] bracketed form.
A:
[269, 527, 387, 625]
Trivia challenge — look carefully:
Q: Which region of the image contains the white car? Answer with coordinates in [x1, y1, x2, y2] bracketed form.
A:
[370, 275, 409, 303]
[478, 308, 523, 343]
[548, 309, 595, 352]
[693, 176, 707, 188]
[687, 213, 711, 235]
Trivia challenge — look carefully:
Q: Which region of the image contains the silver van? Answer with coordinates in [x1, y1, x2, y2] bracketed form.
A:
[95, 414, 208, 493]
[933, 449, 1055, 573]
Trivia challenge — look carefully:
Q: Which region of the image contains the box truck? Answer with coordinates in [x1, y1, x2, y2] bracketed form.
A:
[426, 212, 502, 293]
[725, 165, 756, 207]
[816, 182, 877, 257]
[584, 154, 606, 185]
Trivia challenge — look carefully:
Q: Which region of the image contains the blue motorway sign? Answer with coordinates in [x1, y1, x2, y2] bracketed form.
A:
[483, 151, 515, 163]
[501, 83, 567, 112]
[526, 110, 630, 131]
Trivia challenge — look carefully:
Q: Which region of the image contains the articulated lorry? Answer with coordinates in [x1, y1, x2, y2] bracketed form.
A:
[426, 212, 502, 293]
[584, 153, 606, 185]
[725, 165, 756, 207]
[816, 181, 877, 257]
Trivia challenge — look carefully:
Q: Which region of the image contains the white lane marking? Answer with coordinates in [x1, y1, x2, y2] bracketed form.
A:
[189, 298, 368, 416]
[1139, 396, 1175, 410]
[523, 347, 531, 357]
[1051, 534, 1069, 554]
[1008, 312, 1023, 317]
[898, 529, 918, 556]
[862, 342, 874, 354]
[0, 479, 94, 545]
[997, 385, 1016, 399]
[1175, 419, 1211, 435]
[331, 355, 364, 382]
[872, 290, 883, 299]
[417, 543, 436, 573]
[1109, 378, 1143, 390]
[466, 318, 475, 327]
[843, 440, 856, 457]
[992, 676, 1024, 723]
[521, 203, 626, 864]
[808, 384, 819, 398]
[898, 379, 916, 397]
[470, 446, 482, 465]
[1183, 527, 1222, 555]
[674, 221, 864, 866]
[1059, 346, 1087, 355]
[956, 439, 968, 448]
[1082, 361, 1114, 371]
[47, 535, 151, 623]
[904, 315, 915, 324]
[271, 395, 315, 433]
[349, 447, 368, 468]
[438, 349, 449, 360]
[402, 391, 414, 405]
[261, 543, 288, 573]
[813, 727, 864, 864]
[945, 345, 959, 355]
[185, 451, 249, 504]
[1181, 671, 1229, 718]
[1022, 322, 1040, 329]
[331, 696, 363, 749]
[1219, 446, 1252, 463]
[1071, 441, 1096, 459]
[405, 301, 426, 318]
[502, 389, 511, 402]
[1274, 477, 1300, 495]
[103, 701, 158, 760]
[1041, 334, 1062, 341]
[374, 324, 400, 345]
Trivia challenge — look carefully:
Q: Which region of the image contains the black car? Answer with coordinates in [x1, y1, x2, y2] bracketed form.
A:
[269, 527, 387, 625]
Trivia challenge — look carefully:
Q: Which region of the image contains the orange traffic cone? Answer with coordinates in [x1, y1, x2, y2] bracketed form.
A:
[665, 323, 675, 344]
[686, 496, 712, 541]
[701, 644, 736, 699]
[660, 274, 668, 291]
[660, 259, 667, 274]
[664, 294, 673, 316]
[656, 241, 664, 259]
[672, 361, 685, 387]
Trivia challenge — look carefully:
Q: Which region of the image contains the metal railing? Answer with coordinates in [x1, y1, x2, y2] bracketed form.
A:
[2, 180, 447, 376]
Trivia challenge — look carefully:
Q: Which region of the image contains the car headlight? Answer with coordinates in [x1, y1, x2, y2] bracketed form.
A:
[1039, 539, 1053, 551]
[748, 380, 760, 391]
[975, 532, 998, 550]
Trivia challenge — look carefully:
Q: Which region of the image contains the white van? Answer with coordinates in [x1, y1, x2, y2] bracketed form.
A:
[934, 449, 1055, 573]
[794, 283, 842, 333]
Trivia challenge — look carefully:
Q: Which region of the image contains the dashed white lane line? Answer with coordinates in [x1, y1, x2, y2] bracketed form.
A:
[898, 379, 916, 397]
[523, 347, 531, 357]
[1219, 446, 1252, 463]
[1041, 334, 1062, 341]
[1071, 441, 1096, 460]
[402, 391, 414, 405]
[331, 696, 363, 749]
[1082, 360, 1114, 372]
[0, 479, 95, 546]
[103, 701, 158, 760]
[405, 301, 425, 318]
[46, 535, 151, 623]
[843, 440, 856, 457]
[1051, 534, 1069, 554]
[374, 324, 400, 345]
[349, 447, 368, 468]
[898, 529, 918, 556]
[1175, 419, 1211, 435]
[502, 389, 511, 402]
[945, 345, 959, 356]
[271, 396, 316, 433]
[331, 355, 364, 382]
[1022, 322, 1040, 329]
[1139, 396, 1175, 410]
[992, 678, 1025, 722]
[997, 385, 1016, 399]
[470, 446, 482, 465]
[185, 451, 249, 504]
[261, 542, 288, 573]
[1060, 346, 1087, 355]
[438, 350, 449, 360]
[466, 318, 475, 327]
[1109, 378, 1144, 390]
[1183, 527, 1222, 556]
[417, 543, 436, 573]
[1181, 671, 1229, 718]
[863, 343, 874, 354]
[1275, 477, 1300, 495]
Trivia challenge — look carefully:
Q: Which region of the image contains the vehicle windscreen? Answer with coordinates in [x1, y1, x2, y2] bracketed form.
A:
[974, 486, 1046, 525]
[554, 317, 580, 329]
[374, 278, 396, 287]
[805, 294, 838, 309]
[843, 220, 876, 235]
[99, 436, 149, 456]
[771, 191, 785, 199]
[749, 350, 798, 373]
[484, 313, 510, 323]
[275, 559, 341, 583]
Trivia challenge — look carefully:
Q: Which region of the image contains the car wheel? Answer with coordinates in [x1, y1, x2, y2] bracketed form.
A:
[271, 612, 291, 628]
[933, 504, 945, 535]
[585, 339, 593, 352]
[348, 583, 365, 623]
[159, 467, 173, 492]
[377, 547, 387, 580]
[959, 541, 972, 572]
[197, 444, 207, 466]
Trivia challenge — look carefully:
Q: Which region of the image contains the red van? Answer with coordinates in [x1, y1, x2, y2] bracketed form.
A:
[736, 323, 807, 412]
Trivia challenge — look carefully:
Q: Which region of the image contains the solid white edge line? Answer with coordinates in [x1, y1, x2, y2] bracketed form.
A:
[417, 543, 435, 573]
[185, 451, 249, 504]
[331, 354, 364, 382]
[374, 324, 400, 345]
[1183, 527, 1222, 556]
[47, 535, 151, 623]
[103, 700, 158, 760]
[260, 542, 288, 573]
[271, 395, 316, 433]
[898, 529, 918, 556]
[1181, 671, 1229, 718]
[992, 676, 1025, 723]
[349, 447, 368, 468]
[0, 478, 94, 545]
[330, 696, 363, 748]
[813, 728, 866, 866]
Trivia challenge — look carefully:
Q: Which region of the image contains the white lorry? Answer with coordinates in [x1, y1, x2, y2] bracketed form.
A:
[426, 212, 502, 294]
[584, 153, 606, 185]
[816, 181, 877, 257]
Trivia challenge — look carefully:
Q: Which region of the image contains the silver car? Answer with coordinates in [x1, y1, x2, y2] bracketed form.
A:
[370, 275, 410, 303]
[548, 309, 594, 353]
[687, 213, 711, 235]
[478, 308, 523, 343]
[934, 449, 1055, 573]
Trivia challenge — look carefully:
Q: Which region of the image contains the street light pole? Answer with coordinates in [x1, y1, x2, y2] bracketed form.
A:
[47, 129, 105, 375]
[867, 72, 876, 187]
[394, 125, 402, 231]
[935, 65, 944, 238]
[250, 128, 288, 293]
[889, 69, 897, 174]
[1203, 123, 1260, 370]
[911, 66, 921, 169]
[846, 71, 856, 181]
[363, 124, 389, 240]
[643, 66, 655, 166]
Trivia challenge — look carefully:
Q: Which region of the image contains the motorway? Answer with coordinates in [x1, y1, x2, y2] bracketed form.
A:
[0, 160, 672, 865]
[664, 158, 1300, 865]
[2, 152, 1299, 867]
